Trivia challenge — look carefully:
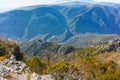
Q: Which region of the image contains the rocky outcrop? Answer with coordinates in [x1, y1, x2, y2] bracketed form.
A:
[0, 59, 29, 80]
[0, 59, 54, 80]
[2, 59, 29, 73]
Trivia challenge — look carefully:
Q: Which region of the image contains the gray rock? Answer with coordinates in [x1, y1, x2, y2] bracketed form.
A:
[30, 72, 41, 80]
[30, 72, 54, 80]
[3, 59, 9, 65]
[12, 73, 28, 80]
[10, 54, 16, 60]
[41, 75, 54, 80]
[0, 65, 7, 76]
[6, 60, 14, 67]
[0, 76, 7, 80]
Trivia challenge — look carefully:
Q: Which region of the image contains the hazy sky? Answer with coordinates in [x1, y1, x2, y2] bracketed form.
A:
[94, 0, 120, 3]
[0, 0, 120, 13]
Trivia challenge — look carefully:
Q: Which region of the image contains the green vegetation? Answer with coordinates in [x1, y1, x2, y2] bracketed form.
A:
[24, 56, 47, 74]
[95, 69, 120, 80]
[0, 46, 7, 56]
[20, 39, 75, 57]
[13, 46, 24, 61]
[0, 37, 23, 60]
[44, 62, 81, 80]
[1, 37, 120, 80]
[19, 39, 120, 79]
[73, 47, 98, 57]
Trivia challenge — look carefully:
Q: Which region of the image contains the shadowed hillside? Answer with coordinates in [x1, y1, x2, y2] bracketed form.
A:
[20, 39, 75, 57]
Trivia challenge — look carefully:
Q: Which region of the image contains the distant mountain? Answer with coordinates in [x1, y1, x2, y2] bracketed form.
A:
[0, 7, 72, 42]
[64, 33, 120, 47]
[0, 2, 120, 46]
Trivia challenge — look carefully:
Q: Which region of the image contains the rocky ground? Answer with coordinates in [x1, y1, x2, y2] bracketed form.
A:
[0, 55, 54, 80]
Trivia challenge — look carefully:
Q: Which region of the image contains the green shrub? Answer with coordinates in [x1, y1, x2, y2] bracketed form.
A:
[84, 60, 118, 80]
[13, 46, 24, 61]
[45, 62, 81, 80]
[25, 56, 47, 74]
[95, 69, 120, 80]
[0, 46, 7, 56]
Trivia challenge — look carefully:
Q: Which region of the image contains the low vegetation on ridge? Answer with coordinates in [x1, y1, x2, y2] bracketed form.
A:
[1, 37, 120, 80]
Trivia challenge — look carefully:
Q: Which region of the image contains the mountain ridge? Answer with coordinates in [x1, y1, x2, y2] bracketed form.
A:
[20, 39, 75, 57]
[0, 2, 120, 47]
